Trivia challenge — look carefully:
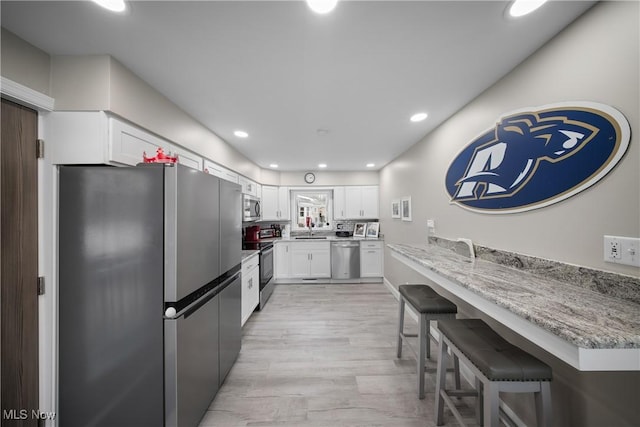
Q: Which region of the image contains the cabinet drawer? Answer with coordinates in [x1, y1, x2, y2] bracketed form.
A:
[242, 254, 259, 274]
[360, 240, 383, 250]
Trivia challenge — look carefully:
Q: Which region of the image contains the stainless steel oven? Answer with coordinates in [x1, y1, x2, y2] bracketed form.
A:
[257, 242, 274, 310]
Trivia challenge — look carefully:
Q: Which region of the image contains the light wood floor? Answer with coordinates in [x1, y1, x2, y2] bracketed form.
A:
[199, 283, 475, 427]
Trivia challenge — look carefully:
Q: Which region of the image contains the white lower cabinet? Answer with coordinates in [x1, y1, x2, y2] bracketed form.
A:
[274, 242, 291, 279]
[274, 239, 384, 282]
[241, 254, 260, 326]
[360, 240, 384, 278]
[291, 242, 331, 279]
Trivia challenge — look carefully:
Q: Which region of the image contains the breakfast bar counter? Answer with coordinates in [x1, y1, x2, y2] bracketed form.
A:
[388, 243, 640, 371]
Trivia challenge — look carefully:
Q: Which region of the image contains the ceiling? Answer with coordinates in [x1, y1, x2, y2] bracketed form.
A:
[1, 0, 596, 172]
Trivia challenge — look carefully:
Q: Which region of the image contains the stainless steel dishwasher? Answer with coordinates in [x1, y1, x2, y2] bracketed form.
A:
[331, 241, 360, 279]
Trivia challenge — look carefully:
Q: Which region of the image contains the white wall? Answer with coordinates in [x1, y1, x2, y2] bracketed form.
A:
[50, 55, 111, 111]
[381, 1, 639, 277]
[1, 28, 51, 95]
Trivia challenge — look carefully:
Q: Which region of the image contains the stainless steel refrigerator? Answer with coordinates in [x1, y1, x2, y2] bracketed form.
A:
[58, 163, 242, 427]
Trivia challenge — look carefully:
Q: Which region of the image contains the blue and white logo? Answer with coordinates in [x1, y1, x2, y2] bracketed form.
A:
[445, 102, 630, 214]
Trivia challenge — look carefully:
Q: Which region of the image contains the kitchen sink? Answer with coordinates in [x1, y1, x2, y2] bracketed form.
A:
[294, 236, 327, 239]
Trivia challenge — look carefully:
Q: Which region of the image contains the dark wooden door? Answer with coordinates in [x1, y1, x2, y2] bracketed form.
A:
[1, 98, 39, 426]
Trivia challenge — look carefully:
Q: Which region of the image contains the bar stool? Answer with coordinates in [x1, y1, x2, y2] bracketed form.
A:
[435, 318, 553, 427]
[396, 284, 459, 399]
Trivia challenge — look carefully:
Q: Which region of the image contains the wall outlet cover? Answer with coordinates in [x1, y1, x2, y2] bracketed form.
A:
[604, 235, 640, 267]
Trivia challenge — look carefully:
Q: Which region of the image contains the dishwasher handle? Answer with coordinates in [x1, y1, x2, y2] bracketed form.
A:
[332, 242, 360, 248]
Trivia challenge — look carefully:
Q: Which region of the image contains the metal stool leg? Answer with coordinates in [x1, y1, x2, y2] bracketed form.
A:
[435, 334, 448, 426]
[483, 381, 500, 427]
[475, 377, 483, 426]
[418, 313, 427, 399]
[396, 295, 405, 358]
[535, 381, 552, 427]
[454, 354, 461, 390]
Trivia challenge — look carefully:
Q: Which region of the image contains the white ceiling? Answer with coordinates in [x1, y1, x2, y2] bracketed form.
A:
[1, 0, 596, 171]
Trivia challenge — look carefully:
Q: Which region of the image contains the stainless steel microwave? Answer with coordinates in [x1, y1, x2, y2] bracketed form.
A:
[243, 194, 260, 221]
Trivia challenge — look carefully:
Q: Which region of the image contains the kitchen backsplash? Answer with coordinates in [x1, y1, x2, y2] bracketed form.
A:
[335, 220, 379, 234]
[429, 236, 640, 304]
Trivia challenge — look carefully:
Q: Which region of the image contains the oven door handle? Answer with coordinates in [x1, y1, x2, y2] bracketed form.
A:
[261, 246, 274, 256]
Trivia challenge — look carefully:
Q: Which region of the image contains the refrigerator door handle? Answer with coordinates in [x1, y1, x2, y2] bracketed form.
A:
[168, 271, 241, 319]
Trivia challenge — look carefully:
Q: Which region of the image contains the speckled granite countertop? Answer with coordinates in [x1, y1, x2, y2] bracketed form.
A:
[388, 243, 640, 350]
[241, 250, 259, 261]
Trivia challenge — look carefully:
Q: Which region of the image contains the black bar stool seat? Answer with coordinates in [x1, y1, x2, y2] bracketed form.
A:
[396, 284, 459, 399]
[435, 318, 553, 427]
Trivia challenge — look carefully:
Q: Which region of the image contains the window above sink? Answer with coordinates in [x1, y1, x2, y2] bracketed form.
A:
[291, 190, 333, 232]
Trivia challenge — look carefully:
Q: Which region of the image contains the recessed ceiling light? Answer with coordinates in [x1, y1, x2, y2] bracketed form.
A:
[410, 112, 428, 122]
[508, 0, 548, 18]
[269, 164, 279, 168]
[234, 130, 249, 138]
[306, 0, 338, 14]
[366, 163, 375, 168]
[91, 0, 127, 12]
[318, 163, 328, 168]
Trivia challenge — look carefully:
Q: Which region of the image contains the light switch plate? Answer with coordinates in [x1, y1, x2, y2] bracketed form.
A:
[604, 235, 640, 267]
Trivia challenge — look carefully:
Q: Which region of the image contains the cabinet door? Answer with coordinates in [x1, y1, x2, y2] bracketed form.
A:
[205, 160, 240, 184]
[109, 118, 169, 166]
[290, 249, 311, 278]
[172, 146, 203, 171]
[360, 248, 383, 277]
[345, 187, 363, 218]
[309, 248, 331, 278]
[333, 187, 346, 220]
[261, 186, 279, 221]
[274, 243, 291, 279]
[278, 186, 290, 220]
[242, 265, 259, 326]
[360, 186, 379, 218]
[239, 177, 258, 196]
[48, 111, 108, 165]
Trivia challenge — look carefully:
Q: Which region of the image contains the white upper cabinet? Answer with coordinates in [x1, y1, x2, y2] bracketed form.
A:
[261, 186, 290, 221]
[48, 111, 205, 171]
[203, 159, 239, 184]
[360, 186, 379, 218]
[334, 186, 379, 219]
[238, 176, 258, 197]
[109, 117, 170, 166]
[334, 187, 346, 220]
[49, 111, 167, 166]
[170, 145, 203, 171]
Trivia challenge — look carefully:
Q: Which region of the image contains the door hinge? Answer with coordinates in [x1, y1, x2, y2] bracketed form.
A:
[36, 139, 45, 159]
[37, 276, 45, 295]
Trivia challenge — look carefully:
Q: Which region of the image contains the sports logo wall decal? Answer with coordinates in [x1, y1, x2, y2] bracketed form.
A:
[445, 102, 631, 214]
